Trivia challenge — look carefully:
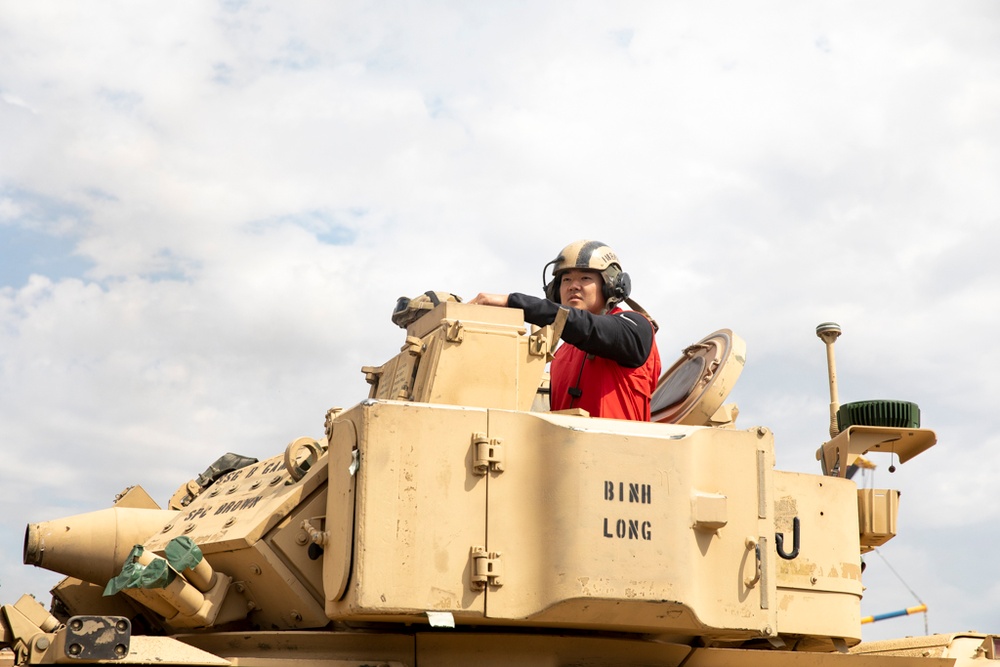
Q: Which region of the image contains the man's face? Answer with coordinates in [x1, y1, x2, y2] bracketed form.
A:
[559, 269, 606, 314]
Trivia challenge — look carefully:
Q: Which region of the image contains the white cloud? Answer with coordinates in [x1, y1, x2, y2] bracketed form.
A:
[1, 0, 998, 645]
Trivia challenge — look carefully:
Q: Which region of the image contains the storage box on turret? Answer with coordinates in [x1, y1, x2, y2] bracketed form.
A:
[362, 301, 552, 412]
[323, 400, 866, 648]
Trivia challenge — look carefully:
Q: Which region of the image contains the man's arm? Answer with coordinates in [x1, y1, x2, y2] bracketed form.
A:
[506, 293, 653, 368]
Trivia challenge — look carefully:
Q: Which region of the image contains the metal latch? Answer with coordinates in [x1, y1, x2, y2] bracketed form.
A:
[470, 547, 503, 589]
[471, 432, 504, 475]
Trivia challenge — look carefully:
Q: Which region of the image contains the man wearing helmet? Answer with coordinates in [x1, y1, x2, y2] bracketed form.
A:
[471, 240, 661, 421]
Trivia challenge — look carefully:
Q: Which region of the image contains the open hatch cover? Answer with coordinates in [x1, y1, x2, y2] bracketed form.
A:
[650, 329, 745, 426]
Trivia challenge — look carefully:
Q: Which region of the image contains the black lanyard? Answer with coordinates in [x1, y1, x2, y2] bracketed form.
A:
[567, 353, 595, 408]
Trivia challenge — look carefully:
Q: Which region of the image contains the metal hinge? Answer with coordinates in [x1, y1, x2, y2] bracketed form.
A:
[470, 546, 503, 589]
[471, 432, 504, 475]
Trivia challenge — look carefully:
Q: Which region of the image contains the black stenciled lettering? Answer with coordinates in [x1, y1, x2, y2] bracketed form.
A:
[241, 496, 261, 510]
[605, 480, 653, 503]
[185, 507, 208, 522]
[213, 496, 264, 516]
[602, 516, 653, 541]
[261, 460, 285, 476]
[601, 481, 654, 540]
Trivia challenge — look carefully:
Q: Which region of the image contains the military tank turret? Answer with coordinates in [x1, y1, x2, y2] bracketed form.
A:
[1, 297, 996, 666]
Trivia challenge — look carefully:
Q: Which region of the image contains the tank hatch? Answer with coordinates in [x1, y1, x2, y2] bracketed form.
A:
[650, 329, 745, 427]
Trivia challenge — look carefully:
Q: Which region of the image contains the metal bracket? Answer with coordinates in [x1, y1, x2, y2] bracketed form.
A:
[471, 432, 505, 475]
[444, 319, 465, 343]
[58, 616, 131, 661]
[400, 335, 423, 355]
[360, 365, 382, 386]
[527, 327, 549, 357]
[470, 547, 503, 589]
[816, 426, 936, 477]
[527, 308, 568, 360]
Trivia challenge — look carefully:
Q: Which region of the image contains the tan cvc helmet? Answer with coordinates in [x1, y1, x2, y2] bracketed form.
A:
[543, 239, 632, 308]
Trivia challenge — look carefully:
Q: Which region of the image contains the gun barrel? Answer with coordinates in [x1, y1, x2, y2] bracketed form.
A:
[24, 507, 177, 587]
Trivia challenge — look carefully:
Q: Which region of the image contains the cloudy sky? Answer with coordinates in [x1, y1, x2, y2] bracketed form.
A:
[1, 0, 998, 644]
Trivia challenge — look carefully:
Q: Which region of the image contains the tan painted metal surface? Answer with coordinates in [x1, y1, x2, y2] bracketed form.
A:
[1, 301, 993, 665]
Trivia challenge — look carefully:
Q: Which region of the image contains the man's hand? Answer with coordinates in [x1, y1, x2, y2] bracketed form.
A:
[470, 293, 509, 307]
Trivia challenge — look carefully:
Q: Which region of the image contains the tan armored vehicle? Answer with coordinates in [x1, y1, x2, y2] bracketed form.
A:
[1, 298, 996, 665]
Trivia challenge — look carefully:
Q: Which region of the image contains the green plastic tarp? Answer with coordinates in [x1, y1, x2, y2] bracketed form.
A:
[164, 535, 203, 572]
[103, 545, 176, 596]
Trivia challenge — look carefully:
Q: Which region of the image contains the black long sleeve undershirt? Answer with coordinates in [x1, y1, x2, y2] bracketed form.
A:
[506, 293, 654, 368]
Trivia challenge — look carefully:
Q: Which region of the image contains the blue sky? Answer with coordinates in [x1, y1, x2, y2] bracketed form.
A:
[0, 188, 94, 286]
[1, 0, 999, 645]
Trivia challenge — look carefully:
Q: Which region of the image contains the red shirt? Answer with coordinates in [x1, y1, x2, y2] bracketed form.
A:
[549, 309, 661, 420]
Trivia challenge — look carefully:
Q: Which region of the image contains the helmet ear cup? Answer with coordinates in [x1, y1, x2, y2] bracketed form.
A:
[542, 258, 562, 303]
[603, 270, 631, 303]
[544, 277, 560, 304]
